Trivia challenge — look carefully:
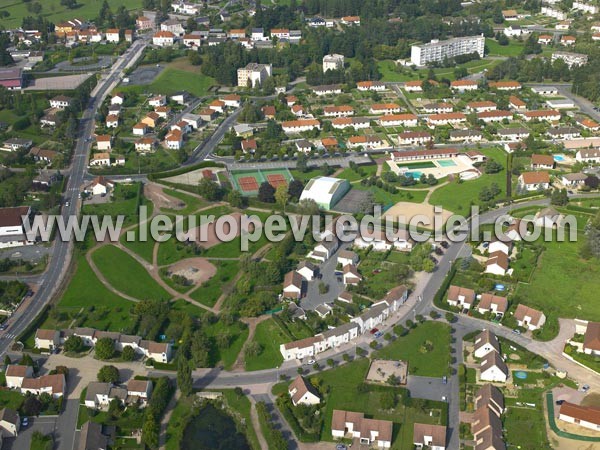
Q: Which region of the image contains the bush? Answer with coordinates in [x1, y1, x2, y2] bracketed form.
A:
[97, 365, 120, 383]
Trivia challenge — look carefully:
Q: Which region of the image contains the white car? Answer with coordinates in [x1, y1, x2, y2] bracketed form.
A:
[307, 359, 316, 365]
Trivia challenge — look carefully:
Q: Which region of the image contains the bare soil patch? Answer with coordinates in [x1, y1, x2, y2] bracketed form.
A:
[144, 183, 185, 211]
[166, 258, 217, 284]
[383, 201, 454, 230]
[185, 212, 261, 248]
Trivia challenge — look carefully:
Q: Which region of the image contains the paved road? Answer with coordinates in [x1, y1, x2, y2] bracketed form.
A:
[185, 108, 242, 164]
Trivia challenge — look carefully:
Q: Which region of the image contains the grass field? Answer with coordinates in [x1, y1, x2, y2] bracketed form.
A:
[315, 358, 446, 449]
[244, 318, 286, 371]
[0, 0, 143, 28]
[352, 184, 428, 206]
[485, 38, 525, 57]
[374, 321, 452, 377]
[120, 226, 156, 263]
[429, 147, 509, 214]
[336, 164, 378, 182]
[378, 60, 415, 82]
[516, 237, 600, 322]
[188, 260, 239, 308]
[56, 255, 135, 331]
[121, 59, 216, 97]
[92, 245, 171, 301]
[203, 320, 249, 369]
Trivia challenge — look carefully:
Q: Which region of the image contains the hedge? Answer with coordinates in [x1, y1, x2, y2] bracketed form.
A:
[148, 161, 225, 180]
[275, 396, 320, 442]
[546, 392, 600, 441]
[433, 261, 458, 309]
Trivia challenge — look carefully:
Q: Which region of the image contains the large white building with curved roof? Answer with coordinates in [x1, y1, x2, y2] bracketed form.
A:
[299, 176, 350, 210]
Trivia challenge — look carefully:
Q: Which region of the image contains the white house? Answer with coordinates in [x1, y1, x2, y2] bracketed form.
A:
[485, 251, 509, 276]
[283, 270, 303, 299]
[5, 365, 33, 388]
[34, 329, 60, 350]
[152, 31, 176, 47]
[477, 294, 508, 316]
[353, 229, 413, 252]
[337, 250, 358, 267]
[96, 135, 113, 151]
[514, 304, 546, 330]
[447, 285, 476, 309]
[288, 376, 320, 406]
[127, 379, 153, 404]
[331, 410, 392, 448]
[479, 352, 509, 383]
[413, 423, 446, 450]
[105, 29, 120, 43]
[85, 176, 113, 196]
[21, 374, 66, 398]
[49, 95, 72, 109]
[518, 171, 550, 191]
[342, 264, 362, 286]
[0, 409, 20, 437]
[296, 261, 317, 281]
[473, 330, 501, 359]
[559, 402, 600, 432]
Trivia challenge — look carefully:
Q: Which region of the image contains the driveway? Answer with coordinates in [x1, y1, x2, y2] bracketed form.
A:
[300, 243, 348, 311]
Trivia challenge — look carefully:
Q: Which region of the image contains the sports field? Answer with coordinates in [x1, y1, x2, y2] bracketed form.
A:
[229, 168, 294, 196]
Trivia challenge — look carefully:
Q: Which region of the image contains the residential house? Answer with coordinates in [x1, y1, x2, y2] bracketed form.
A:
[105, 29, 120, 43]
[475, 384, 505, 417]
[170, 91, 190, 105]
[538, 34, 553, 45]
[514, 304, 546, 330]
[508, 96, 527, 111]
[383, 285, 409, 306]
[466, 101, 497, 113]
[154, 106, 171, 119]
[139, 341, 172, 363]
[547, 127, 580, 140]
[477, 110, 513, 123]
[222, 94, 241, 108]
[152, 31, 176, 46]
[198, 109, 217, 122]
[522, 109, 561, 122]
[427, 112, 467, 127]
[479, 352, 509, 383]
[241, 139, 257, 153]
[288, 376, 321, 406]
[315, 304, 332, 318]
[34, 329, 60, 350]
[583, 322, 600, 355]
[136, 16, 153, 30]
[357, 81, 385, 91]
[85, 176, 113, 196]
[576, 148, 600, 163]
[3, 138, 32, 151]
[337, 250, 358, 267]
[127, 379, 153, 404]
[132, 123, 148, 136]
[295, 139, 312, 153]
[559, 402, 600, 432]
[29, 147, 58, 164]
[353, 228, 413, 251]
[5, 365, 33, 388]
[347, 135, 384, 149]
[0, 408, 19, 439]
[369, 103, 402, 115]
[96, 135, 113, 151]
[283, 270, 303, 299]
[21, 374, 66, 398]
[105, 115, 119, 128]
[311, 85, 342, 96]
[473, 330, 500, 359]
[497, 127, 529, 141]
[331, 117, 371, 130]
[296, 261, 317, 281]
[141, 112, 160, 128]
[84, 382, 127, 409]
[352, 301, 391, 334]
[488, 81, 521, 91]
[342, 264, 362, 286]
[165, 130, 183, 150]
[413, 423, 446, 450]
[488, 238, 512, 256]
[282, 119, 321, 133]
[451, 79, 478, 91]
[338, 291, 353, 303]
[181, 113, 201, 129]
[449, 130, 482, 143]
[160, 19, 184, 36]
[280, 336, 323, 360]
[49, 95, 72, 109]
[561, 173, 587, 187]
[477, 294, 508, 316]
[379, 114, 418, 127]
[577, 118, 600, 131]
[331, 410, 392, 448]
[518, 171, 550, 191]
[531, 154, 555, 170]
[447, 285, 476, 309]
[183, 34, 201, 48]
[423, 102, 453, 114]
[485, 251, 509, 276]
[261, 105, 276, 119]
[323, 105, 354, 117]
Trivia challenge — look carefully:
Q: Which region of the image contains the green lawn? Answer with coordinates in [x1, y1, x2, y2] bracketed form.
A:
[0, 390, 24, 411]
[374, 321, 452, 377]
[92, 245, 171, 301]
[429, 147, 509, 214]
[123, 66, 216, 97]
[485, 38, 525, 57]
[30, 433, 53, 450]
[378, 60, 415, 82]
[516, 237, 600, 323]
[203, 319, 249, 369]
[188, 260, 239, 308]
[56, 255, 136, 331]
[0, 0, 143, 28]
[352, 184, 428, 206]
[314, 358, 446, 449]
[336, 165, 378, 182]
[504, 406, 549, 449]
[244, 318, 286, 371]
[120, 226, 157, 263]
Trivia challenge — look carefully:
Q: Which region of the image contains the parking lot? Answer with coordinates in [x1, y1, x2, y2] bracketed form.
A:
[127, 64, 164, 85]
[2, 416, 58, 450]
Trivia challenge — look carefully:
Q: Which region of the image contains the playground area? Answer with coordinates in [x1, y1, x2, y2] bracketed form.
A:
[229, 168, 294, 196]
[387, 154, 478, 180]
[166, 258, 217, 284]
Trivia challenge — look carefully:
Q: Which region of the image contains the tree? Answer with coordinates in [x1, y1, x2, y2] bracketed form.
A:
[95, 337, 115, 360]
[97, 365, 120, 383]
[484, 159, 503, 174]
[393, 325, 406, 336]
[369, 340, 378, 349]
[20, 354, 34, 367]
[275, 183, 289, 210]
[108, 398, 124, 417]
[327, 358, 334, 368]
[177, 358, 193, 397]
[3, 355, 10, 367]
[387, 374, 401, 386]
[142, 416, 159, 449]
[445, 312, 455, 323]
[234, 387, 244, 398]
[258, 182, 275, 203]
[227, 190, 244, 208]
[245, 341, 263, 358]
[64, 335, 84, 353]
[287, 179, 304, 201]
[550, 188, 568, 206]
[22, 395, 42, 416]
[122, 346, 135, 361]
[198, 178, 223, 201]
[585, 175, 599, 189]
[342, 353, 350, 362]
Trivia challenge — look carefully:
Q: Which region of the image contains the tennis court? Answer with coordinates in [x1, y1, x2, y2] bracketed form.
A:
[229, 168, 294, 196]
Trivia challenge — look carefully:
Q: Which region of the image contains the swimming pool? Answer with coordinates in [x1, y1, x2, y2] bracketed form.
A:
[405, 171, 423, 179]
[438, 159, 457, 167]
[398, 161, 436, 169]
[554, 155, 565, 162]
[514, 370, 528, 380]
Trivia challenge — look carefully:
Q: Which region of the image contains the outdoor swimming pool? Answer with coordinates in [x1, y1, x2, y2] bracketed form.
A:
[554, 155, 565, 162]
[438, 159, 457, 167]
[514, 370, 528, 380]
[405, 171, 423, 179]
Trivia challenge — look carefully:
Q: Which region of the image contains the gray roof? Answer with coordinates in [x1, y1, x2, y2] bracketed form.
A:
[358, 302, 388, 322]
[319, 321, 359, 339]
[0, 408, 19, 425]
[78, 421, 109, 450]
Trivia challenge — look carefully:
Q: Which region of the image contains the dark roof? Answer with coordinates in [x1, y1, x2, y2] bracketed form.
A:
[0, 206, 30, 228]
[79, 421, 109, 450]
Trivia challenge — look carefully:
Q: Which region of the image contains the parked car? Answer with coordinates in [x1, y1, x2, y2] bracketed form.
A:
[435, 247, 444, 255]
[440, 241, 449, 249]
[512, 329, 521, 335]
[442, 376, 447, 384]
[370, 328, 379, 334]
[374, 331, 383, 338]
[307, 359, 315, 365]
[21, 417, 28, 427]
[555, 399, 565, 405]
[581, 384, 590, 393]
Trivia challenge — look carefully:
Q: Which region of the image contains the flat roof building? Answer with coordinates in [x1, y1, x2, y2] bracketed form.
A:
[411, 35, 484, 66]
[299, 176, 350, 210]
